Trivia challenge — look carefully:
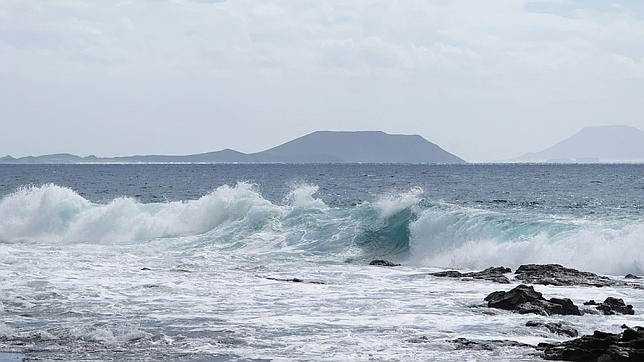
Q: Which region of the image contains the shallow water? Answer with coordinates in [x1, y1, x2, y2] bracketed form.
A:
[1, 164, 644, 360]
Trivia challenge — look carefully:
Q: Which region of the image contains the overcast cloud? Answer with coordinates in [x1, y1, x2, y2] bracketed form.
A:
[1, 0, 644, 161]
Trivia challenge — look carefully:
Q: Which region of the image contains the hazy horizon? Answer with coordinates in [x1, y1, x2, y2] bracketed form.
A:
[2, 126, 644, 164]
[2, 1, 644, 162]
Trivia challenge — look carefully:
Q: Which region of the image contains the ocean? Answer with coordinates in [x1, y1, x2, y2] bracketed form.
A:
[1, 164, 643, 360]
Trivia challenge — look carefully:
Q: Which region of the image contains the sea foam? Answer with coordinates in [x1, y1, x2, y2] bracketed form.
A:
[1, 183, 643, 275]
[0, 183, 282, 243]
[408, 202, 644, 275]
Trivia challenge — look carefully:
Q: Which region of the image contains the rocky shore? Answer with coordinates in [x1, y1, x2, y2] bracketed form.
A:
[539, 326, 644, 361]
[368, 260, 644, 360]
[424, 262, 643, 360]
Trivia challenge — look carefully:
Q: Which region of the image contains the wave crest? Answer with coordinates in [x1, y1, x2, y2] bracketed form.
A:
[0, 183, 281, 243]
[408, 203, 644, 275]
[3, 183, 643, 274]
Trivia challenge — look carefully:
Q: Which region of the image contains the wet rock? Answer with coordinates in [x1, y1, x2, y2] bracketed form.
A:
[539, 325, 644, 361]
[625, 274, 641, 280]
[450, 338, 534, 351]
[431, 266, 511, 284]
[216, 337, 247, 346]
[515, 264, 621, 288]
[526, 321, 578, 337]
[431, 270, 463, 277]
[265, 277, 326, 285]
[406, 336, 430, 343]
[585, 297, 635, 315]
[369, 260, 401, 267]
[484, 284, 581, 316]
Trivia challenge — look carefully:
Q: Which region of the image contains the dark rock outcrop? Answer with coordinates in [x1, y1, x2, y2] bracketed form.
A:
[515, 264, 621, 288]
[484, 284, 581, 316]
[369, 260, 401, 267]
[625, 274, 641, 280]
[431, 266, 511, 284]
[265, 277, 326, 285]
[584, 297, 634, 315]
[526, 321, 578, 337]
[450, 338, 534, 351]
[406, 336, 430, 343]
[539, 325, 644, 361]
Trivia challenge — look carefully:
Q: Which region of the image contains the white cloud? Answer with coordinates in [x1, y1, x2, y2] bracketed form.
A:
[1, 0, 644, 161]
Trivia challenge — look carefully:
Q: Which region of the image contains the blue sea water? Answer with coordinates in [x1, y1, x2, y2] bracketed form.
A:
[1, 164, 643, 360]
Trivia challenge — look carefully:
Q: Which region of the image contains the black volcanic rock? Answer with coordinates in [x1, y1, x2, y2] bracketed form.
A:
[484, 284, 581, 316]
[515, 264, 621, 288]
[431, 270, 463, 277]
[450, 338, 534, 351]
[406, 336, 430, 343]
[585, 297, 635, 315]
[369, 260, 401, 267]
[431, 266, 511, 284]
[265, 277, 326, 285]
[526, 321, 578, 337]
[539, 326, 644, 361]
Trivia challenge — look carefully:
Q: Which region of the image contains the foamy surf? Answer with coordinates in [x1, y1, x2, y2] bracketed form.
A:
[2, 164, 644, 360]
[1, 182, 644, 275]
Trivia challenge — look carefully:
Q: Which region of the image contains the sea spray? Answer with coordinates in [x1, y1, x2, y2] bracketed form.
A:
[0, 183, 281, 243]
[408, 202, 644, 275]
[2, 182, 644, 274]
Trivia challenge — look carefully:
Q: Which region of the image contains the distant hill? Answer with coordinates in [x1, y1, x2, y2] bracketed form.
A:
[511, 125, 644, 163]
[1, 131, 465, 164]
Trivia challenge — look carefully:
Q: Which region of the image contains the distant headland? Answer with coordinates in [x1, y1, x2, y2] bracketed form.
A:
[509, 125, 644, 164]
[0, 131, 466, 164]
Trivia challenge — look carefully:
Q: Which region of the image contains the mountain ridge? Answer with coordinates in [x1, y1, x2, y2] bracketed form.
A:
[510, 125, 644, 163]
[1, 131, 465, 164]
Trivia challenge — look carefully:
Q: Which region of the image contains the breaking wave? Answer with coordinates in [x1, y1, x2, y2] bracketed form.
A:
[1, 183, 643, 274]
[408, 203, 644, 275]
[0, 183, 282, 243]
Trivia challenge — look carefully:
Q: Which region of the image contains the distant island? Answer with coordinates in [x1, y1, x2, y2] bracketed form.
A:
[0, 131, 466, 164]
[510, 125, 644, 163]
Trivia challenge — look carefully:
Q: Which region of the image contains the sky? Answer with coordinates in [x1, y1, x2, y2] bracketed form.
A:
[1, 0, 644, 162]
